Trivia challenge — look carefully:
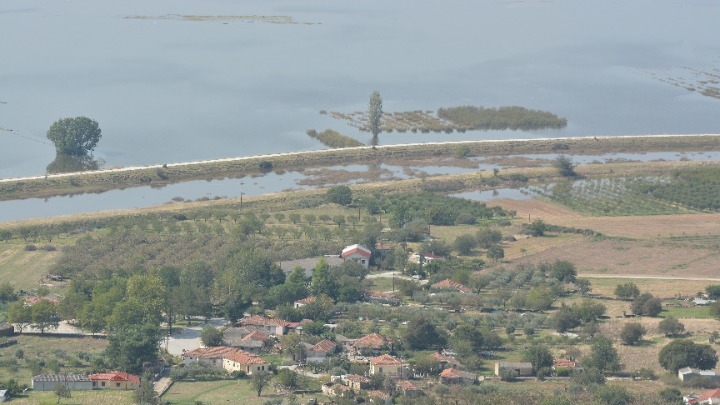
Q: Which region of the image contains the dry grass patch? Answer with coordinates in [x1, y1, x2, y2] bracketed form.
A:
[11, 390, 134, 405]
[585, 277, 717, 298]
[0, 243, 62, 291]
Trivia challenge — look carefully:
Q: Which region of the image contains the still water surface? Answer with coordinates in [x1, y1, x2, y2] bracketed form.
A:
[2, 0, 720, 179]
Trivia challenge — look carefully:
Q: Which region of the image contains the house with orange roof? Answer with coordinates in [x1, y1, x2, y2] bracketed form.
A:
[89, 371, 140, 390]
[341, 244, 372, 269]
[685, 388, 720, 404]
[182, 346, 238, 369]
[306, 339, 337, 363]
[429, 351, 462, 369]
[369, 354, 404, 377]
[439, 368, 476, 385]
[222, 349, 269, 375]
[431, 279, 472, 294]
[352, 333, 392, 355]
[367, 390, 392, 404]
[236, 331, 269, 352]
[395, 380, 423, 397]
[337, 374, 369, 391]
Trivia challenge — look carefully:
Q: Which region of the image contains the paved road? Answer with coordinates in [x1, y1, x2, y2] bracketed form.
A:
[161, 318, 228, 356]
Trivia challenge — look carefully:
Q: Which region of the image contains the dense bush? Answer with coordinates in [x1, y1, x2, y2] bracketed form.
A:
[437, 106, 567, 131]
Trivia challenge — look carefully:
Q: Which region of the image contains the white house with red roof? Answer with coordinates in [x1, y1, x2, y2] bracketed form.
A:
[341, 244, 371, 269]
[306, 339, 337, 362]
[685, 388, 720, 404]
[239, 315, 291, 335]
[369, 354, 404, 377]
[294, 296, 316, 309]
[222, 350, 269, 375]
[182, 346, 238, 369]
[89, 371, 140, 390]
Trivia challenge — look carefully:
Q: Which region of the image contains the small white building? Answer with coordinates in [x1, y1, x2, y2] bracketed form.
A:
[341, 244, 371, 269]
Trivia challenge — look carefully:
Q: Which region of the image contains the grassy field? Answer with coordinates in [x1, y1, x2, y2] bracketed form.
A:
[582, 277, 716, 298]
[0, 243, 62, 291]
[161, 379, 326, 405]
[9, 390, 134, 405]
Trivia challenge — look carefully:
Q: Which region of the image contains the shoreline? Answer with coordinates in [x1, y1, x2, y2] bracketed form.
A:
[1, 134, 720, 202]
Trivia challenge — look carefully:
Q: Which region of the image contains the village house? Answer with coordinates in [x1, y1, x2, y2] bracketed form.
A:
[431, 279, 472, 294]
[409, 253, 445, 265]
[552, 358, 583, 373]
[352, 333, 393, 356]
[235, 331, 269, 352]
[294, 296, 316, 309]
[238, 315, 291, 336]
[395, 380, 423, 397]
[182, 346, 238, 369]
[305, 339, 337, 363]
[89, 371, 140, 390]
[369, 354, 404, 377]
[341, 244, 372, 269]
[678, 367, 720, 384]
[338, 374, 369, 392]
[430, 351, 462, 370]
[222, 349, 269, 375]
[322, 383, 352, 398]
[685, 388, 720, 404]
[439, 368, 476, 385]
[31, 374, 93, 392]
[495, 362, 534, 377]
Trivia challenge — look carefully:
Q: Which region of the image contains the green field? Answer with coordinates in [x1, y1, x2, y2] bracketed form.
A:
[161, 379, 326, 405]
[7, 390, 134, 405]
[0, 243, 62, 291]
[660, 305, 714, 319]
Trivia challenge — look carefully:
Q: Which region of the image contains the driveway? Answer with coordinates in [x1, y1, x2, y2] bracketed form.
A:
[162, 318, 228, 356]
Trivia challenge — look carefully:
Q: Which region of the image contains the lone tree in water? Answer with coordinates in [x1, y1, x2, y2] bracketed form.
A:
[46, 116, 102, 156]
[368, 91, 383, 147]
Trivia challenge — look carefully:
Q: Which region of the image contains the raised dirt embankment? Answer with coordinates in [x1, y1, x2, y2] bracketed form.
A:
[1, 134, 719, 202]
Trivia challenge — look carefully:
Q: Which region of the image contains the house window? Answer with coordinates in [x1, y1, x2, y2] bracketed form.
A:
[93, 382, 96, 387]
[116, 383, 121, 387]
[379, 367, 383, 374]
[361, 260, 366, 264]
[101, 382, 105, 387]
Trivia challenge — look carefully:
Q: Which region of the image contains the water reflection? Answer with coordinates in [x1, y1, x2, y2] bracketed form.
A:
[46, 154, 101, 174]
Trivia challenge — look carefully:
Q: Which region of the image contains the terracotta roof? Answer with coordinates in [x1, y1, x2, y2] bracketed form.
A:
[241, 331, 269, 342]
[223, 349, 268, 365]
[89, 371, 140, 384]
[310, 339, 337, 353]
[354, 333, 391, 349]
[553, 359, 578, 368]
[430, 352, 461, 366]
[295, 296, 316, 304]
[431, 279, 472, 293]
[240, 315, 291, 328]
[182, 346, 237, 359]
[370, 354, 403, 366]
[395, 380, 421, 391]
[698, 388, 720, 402]
[341, 244, 372, 258]
[367, 390, 391, 400]
[440, 368, 475, 380]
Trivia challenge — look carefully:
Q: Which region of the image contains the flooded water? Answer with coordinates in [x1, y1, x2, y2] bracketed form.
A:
[1, 150, 716, 222]
[2, 0, 720, 180]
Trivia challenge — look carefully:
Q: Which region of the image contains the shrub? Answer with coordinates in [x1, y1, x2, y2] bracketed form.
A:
[620, 322, 646, 345]
[499, 367, 518, 382]
[24, 244, 37, 251]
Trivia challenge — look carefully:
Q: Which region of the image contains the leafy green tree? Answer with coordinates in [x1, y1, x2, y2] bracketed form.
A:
[552, 304, 580, 332]
[705, 285, 720, 300]
[104, 324, 161, 374]
[620, 322, 646, 345]
[8, 302, 32, 333]
[523, 345, 553, 375]
[527, 219, 547, 236]
[403, 317, 446, 350]
[553, 155, 576, 177]
[46, 117, 102, 156]
[476, 229, 502, 249]
[658, 339, 718, 372]
[277, 369, 298, 389]
[0, 229, 12, 243]
[550, 260, 577, 283]
[631, 293, 662, 316]
[486, 245, 504, 262]
[311, 259, 338, 299]
[498, 367, 518, 381]
[368, 91, 383, 146]
[201, 326, 224, 347]
[279, 334, 306, 362]
[54, 383, 71, 404]
[658, 388, 684, 405]
[584, 336, 622, 374]
[614, 282, 640, 300]
[31, 300, 59, 334]
[454, 234, 477, 255]
[571, 299, 606, 323]
[593, 384, 633, 405]
[134, 374, 158, 405]
[0, 281, 16, 303]
[250, 371, 272, 397]
[659, 316, 685, 337]
[326, 186, 353, 206]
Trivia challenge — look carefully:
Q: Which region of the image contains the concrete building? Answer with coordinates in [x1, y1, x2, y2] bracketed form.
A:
[341, 244, 372, 269]
[31, 374, 93, 392]
[495, 362, 533, 377]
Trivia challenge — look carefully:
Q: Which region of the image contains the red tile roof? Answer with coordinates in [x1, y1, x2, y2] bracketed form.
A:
[370, 354, 403, 366]
[430, 352, 461, 366]
[431, 279, 472, 293]
[310, 339, 337, 353]
[89, 371, 140, 385]
[395, 380, 421, 391]
[241, 331, 269, 342]
[341, 244, 372, 258]
[367, 390, 391, 400]
[342, 374, 369, 383]
[439, 368, 475, 380]
[553, 358, 578, 368]
[294, 296, 316, 304]
[698, 388, 720, 402]
[223, 349, 268, 365]
[354, 333, 391, 349]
